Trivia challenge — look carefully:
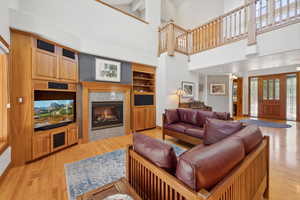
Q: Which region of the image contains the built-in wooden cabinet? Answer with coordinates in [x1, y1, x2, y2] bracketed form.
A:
[133, 106, 156, 131]
[32, 49, 59, 80]
[68, 125, 79, 145]
[145, 106, 156, 128]
[132, 64, 156, 132]
[10, 30, 79, 165]
[32, 123, 78, 160]
[32, 39, 78, 83]
[60, 57, 78, 82]
[32, 132, 51, 160]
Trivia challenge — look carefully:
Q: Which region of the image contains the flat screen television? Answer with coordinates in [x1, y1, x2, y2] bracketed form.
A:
[34, 100, 75, 131]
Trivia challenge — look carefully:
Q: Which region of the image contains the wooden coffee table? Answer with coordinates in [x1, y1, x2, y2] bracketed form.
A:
[76, 178, 142, 200]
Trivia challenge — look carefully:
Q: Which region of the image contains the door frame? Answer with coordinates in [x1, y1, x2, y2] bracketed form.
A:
[249, 72, 300, 121]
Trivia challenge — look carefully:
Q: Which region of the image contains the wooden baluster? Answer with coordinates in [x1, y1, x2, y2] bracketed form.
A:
[200, 27, 203, 50]
[260, 0, 263, 29]
[225, 16, 228, 41]
[280, 0, 283, 21]
[244, 7, 248, 33]
[287, 0, 290, 18]
[234, 12, 237, 37]
[296, 0, 298, 16]
[230, 14, 232, 39]
[239, 10, 242, 35]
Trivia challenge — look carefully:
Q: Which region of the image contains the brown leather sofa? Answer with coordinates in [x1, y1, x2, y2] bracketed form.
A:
[163, 108, 231, 145]
[127, 124, 269, 200]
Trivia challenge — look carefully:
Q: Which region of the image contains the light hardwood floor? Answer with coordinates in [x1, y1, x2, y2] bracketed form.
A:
[0, 120, 300, 200]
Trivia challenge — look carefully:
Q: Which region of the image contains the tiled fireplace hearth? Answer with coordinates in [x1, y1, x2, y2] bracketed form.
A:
[81, 82, 131, 143]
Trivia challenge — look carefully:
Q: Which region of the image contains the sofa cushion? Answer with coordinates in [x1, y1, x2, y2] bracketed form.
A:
[175, 138, 245, 191]
[185, 127, 204, 139]
[215, 112, 231, 120]
[204, 119, 243, 145]
[197, 111, 218, 126]
[177, 109, 199, 125]
[231, 125, 263, 154]
[133, 133, 177, 173]
[165, 109, 180, 125]
[165, 122, 195, 133]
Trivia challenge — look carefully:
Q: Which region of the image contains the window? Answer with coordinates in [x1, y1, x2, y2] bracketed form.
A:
[0, 54, 9, 149]
[268, 79, 274, 100]
[286, 74, 297, 120]
[275, 78, 280, 100]
[263, 80, 268, 100]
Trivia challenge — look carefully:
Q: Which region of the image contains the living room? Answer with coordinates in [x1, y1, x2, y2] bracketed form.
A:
[0, 0, 300, 200]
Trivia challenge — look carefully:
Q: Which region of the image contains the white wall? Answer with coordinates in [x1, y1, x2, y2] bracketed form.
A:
[10, 0, 161, 66]
[156, 52, 199, 126]
[224, 0, 244, 13]
[176, 0, 224, 29]
[0, 0, 10, 51]
[206, 75, 230, 113]
[161, 0, 177, 22]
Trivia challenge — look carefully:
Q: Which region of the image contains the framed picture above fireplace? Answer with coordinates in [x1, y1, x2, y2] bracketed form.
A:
[95, 58, 121, 82]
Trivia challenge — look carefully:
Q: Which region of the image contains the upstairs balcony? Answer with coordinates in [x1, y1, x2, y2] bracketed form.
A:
[158, 0, 300, 71]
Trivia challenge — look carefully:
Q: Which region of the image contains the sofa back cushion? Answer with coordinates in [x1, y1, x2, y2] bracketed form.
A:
[197, 111, 218, 126]
[176, 138, 245, 191]
[177, 109, 199, 126]
[204, 119, 243, 145]
[133, 133, 177, 173]
[231, 125, 263, 154]
[215, 112, 231, 120]
[165, 109, 180, 125]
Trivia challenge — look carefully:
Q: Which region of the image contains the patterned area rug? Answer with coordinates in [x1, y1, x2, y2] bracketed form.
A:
[65, 142, 186, 200]
[239, 119, 292, 128]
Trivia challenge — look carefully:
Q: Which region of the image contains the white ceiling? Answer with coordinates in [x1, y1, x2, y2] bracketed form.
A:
[194, 49, 300, 76]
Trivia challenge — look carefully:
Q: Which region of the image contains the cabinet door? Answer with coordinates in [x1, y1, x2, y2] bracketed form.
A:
[68, 126, 78, 145]
[60, 57, 78, 82]
[134, 108, 146, 131]
[145, 107, 156, 129]
[32, 49, 59, 80]
[32, 132, 50, 160]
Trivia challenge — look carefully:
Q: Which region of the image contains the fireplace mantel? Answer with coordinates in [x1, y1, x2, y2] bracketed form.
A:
[81, 81, 131, 143]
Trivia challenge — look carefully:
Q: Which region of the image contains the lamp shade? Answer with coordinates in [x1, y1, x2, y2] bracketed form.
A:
[176, 88, 185, 96]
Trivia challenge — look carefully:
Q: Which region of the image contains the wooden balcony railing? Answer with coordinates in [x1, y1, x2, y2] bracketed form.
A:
[158, 0, 300, 56]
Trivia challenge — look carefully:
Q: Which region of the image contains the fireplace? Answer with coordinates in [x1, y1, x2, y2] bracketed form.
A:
[91, 101, 123, 130]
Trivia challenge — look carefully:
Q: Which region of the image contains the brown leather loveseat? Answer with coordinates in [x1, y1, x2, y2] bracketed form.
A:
[163, 108, 231, 144]
[127, 122, 269, 200]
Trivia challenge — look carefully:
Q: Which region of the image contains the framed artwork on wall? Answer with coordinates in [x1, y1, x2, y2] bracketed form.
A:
[210, 83, 226, 95]
[182, 81, 195, 98]
[95, 58, 121, 82]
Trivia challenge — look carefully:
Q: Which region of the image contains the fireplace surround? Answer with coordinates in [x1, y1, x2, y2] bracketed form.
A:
[81, 81, 131, 143]
[91, 101, 123, 130]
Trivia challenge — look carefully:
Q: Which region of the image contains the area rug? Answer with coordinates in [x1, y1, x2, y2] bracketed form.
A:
[239, 119, 292, 128]
[64, 142, 186, 200]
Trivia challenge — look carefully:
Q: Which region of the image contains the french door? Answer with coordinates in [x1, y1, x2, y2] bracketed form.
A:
[258, 75, 286, 119]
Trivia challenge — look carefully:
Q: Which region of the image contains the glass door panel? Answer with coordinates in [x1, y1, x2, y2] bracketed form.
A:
[250, 78, 258, 117]
[286, 74, 297, 120]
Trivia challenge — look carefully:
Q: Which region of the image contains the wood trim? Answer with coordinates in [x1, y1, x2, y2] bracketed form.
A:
[0, 143, 9, 155]
[10, 28, 79, 53]
[81, 81, 132, 143]
[94, 0, 149, 24]
[163, 128, 203, 145]
[0, 35, 9, 50]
